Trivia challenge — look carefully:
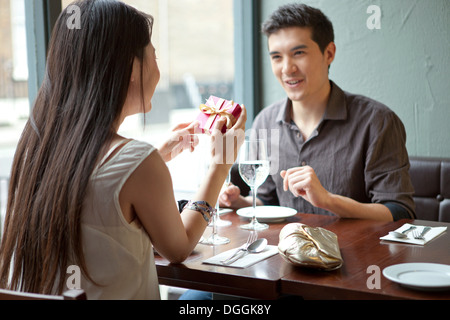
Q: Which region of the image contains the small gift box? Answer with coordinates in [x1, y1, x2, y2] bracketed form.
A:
[195, 96, 242, 134]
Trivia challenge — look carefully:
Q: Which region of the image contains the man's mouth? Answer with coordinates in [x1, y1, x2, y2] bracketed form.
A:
[285, 79, 303, 86]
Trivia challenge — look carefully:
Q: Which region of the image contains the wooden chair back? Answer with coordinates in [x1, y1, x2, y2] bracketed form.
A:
[0, 288, 87, 300]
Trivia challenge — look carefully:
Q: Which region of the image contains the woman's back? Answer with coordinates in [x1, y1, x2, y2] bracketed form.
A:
[80, 139, 160, 300]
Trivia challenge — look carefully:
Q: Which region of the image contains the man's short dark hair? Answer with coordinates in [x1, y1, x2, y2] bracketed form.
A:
[261, 3, 334, 53]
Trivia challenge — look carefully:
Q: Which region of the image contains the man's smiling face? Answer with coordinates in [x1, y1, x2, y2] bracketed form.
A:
[268, 27, 335, 106]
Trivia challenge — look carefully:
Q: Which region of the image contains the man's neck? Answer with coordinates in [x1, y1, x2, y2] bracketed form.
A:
[290, 81, 331, 140]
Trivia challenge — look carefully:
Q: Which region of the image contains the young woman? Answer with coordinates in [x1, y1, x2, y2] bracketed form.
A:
[0, 0, 246, 299]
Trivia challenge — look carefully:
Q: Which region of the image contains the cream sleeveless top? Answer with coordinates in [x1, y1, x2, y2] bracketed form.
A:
[79, 140, 160, 300]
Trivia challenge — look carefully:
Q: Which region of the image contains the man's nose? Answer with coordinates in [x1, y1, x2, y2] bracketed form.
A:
[282, 58, 298, 75]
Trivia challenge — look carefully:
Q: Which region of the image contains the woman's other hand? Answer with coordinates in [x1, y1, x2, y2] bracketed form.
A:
[158, 121, 200, 162]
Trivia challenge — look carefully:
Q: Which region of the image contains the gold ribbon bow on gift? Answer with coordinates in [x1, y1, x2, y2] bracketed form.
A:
[199, 98, 236, 131]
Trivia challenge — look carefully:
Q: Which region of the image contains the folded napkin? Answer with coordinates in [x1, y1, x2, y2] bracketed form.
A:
[380, 223, 447, 245]
[203, 245, 278, 268]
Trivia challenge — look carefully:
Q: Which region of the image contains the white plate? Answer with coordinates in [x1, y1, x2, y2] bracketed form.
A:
[383, 263, 450, 291]
[236, 206, 297, 223]
[218, 208, 233, 216]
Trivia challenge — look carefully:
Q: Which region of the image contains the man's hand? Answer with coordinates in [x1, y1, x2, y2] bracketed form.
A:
[219, 184, 242, 208]
[280, 166, 331, 210]
[219, 183, 261, 210]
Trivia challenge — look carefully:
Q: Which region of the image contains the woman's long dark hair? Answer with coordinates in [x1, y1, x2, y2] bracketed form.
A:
[0, 0, 153, 294]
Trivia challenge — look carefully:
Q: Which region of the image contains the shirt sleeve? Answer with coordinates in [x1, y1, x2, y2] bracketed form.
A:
[256, 174, 280, 206]
[365, 111, 416, 218]
[383, 202, 414, 221]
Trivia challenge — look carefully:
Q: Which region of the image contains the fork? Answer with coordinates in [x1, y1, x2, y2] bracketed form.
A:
[221, 231, 257, 264]
[413, 226, 432, 240]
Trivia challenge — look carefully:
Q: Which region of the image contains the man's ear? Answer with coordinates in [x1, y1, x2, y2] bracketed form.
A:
[325, 42, 336, 66]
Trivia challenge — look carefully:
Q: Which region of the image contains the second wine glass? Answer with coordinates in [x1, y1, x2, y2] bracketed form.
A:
[214, 170, 232, 227]
[198, 135, 230, 245]
[238, 139, 270, 230]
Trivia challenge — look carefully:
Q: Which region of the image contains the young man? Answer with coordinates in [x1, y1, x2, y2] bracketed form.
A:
[221, 3, 415, 221]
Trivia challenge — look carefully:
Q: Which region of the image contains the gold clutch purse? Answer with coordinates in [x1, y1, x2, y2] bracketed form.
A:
[278, 223, 343, 271]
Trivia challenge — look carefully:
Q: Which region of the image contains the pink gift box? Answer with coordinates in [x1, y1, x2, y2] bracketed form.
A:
[195, 96, 242, 134]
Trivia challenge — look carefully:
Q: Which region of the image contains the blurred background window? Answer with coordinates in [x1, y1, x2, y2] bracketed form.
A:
[0, 0, 29, 172]
[1, 0, 29, 229]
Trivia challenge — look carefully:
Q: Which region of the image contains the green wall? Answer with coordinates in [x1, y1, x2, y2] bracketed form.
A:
[259, 0, 450, 158]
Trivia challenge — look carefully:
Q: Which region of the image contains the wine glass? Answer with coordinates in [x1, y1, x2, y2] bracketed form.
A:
[238, 139, 270, 230]
[199, 199, 231, 246]
[214, 170, 232, 227]
[198, 135, 230, 246]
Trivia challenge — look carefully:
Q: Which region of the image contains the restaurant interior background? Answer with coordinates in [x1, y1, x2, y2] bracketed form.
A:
[0, 0, 449, 278]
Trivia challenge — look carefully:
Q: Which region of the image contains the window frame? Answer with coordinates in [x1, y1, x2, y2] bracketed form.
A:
[233, 0, 261, 127]
[24, 0, 61, 109]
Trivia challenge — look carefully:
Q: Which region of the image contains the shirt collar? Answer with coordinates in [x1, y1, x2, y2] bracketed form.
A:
[276, 80, 348, 125]
[324, 81, 347, 121]
[276, 98, 292, 124]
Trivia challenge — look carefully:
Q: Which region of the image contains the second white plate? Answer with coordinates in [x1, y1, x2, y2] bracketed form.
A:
[383, 263, 450, 291]
[236, 206, 297, 223]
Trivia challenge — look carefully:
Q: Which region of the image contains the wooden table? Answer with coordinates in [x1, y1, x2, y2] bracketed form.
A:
[155, 212, 450, 300]
[156, 212, 291, 299]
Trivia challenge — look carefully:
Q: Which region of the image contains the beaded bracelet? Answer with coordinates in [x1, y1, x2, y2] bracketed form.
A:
[183, 200, 215, 223]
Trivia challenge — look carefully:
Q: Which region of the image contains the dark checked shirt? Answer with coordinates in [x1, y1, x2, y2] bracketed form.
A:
[251, 81, 416, 220]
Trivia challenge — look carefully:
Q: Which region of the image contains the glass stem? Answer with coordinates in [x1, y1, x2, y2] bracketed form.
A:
[252, 186, 257, 225]
[212, 201, 219, 237]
